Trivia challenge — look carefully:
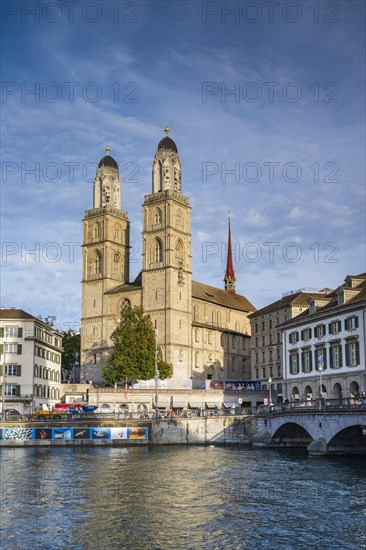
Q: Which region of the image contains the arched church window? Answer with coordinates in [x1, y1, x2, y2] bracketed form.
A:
[176, 209, 182, 226]
[195, 351, 199, 368]
[113, 254, 121, 277]
[193, 306, 198, 322]
[174, 166, 179, 191]
[155, 208, 162, 225]
[121, 298, 131, 311]
[175, 239, 184, 265]
[114, 224, 121, 240]
[158, 161, 163, 191]
[235, 321, 240, 332]
[95, 251, 102, 275]
[94, 222, 101, 238]
[154, 239, 163, 264]
[217, 311, 221, 326]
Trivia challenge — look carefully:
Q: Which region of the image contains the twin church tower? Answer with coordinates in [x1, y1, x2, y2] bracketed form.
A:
[81, 129, 255, 386]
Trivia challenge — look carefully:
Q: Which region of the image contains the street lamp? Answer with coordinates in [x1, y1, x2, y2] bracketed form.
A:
[268, 376, 273, 407]
[318, 365, 324, 399]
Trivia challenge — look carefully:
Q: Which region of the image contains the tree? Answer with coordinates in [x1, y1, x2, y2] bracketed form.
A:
[61, 330, 81, 382]
[38, 315, 57, 328]
[102, 306, 173, 384]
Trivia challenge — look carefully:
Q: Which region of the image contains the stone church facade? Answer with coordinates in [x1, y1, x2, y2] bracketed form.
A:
[81, 131, 256, 387]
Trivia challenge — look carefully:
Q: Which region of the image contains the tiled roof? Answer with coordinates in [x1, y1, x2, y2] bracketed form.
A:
[0, 308, 37, 320]
[105, 282, 142, 295]
[279, 276, 366, 327]
[248, 291, 330, 318]
[192, 281, 256, 312]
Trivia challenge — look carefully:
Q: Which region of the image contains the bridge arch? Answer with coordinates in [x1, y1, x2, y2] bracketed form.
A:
[272, 422, 313, 448]
[328, 425, 366, 455]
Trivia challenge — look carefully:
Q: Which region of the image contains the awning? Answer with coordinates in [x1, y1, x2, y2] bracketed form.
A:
[171, 401, 187, 409]
[223, 402, 239, 408]
[156, 398, 171, 408]
[128, 396, 150, 404]
[188, 402, 203, 409]
[205, 402, 219, 409]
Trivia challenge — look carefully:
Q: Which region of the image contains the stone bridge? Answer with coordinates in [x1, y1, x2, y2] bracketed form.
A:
[254, 407, 366, 457]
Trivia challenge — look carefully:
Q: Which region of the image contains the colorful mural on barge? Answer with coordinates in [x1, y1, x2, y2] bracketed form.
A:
[0, 427, 148, 441]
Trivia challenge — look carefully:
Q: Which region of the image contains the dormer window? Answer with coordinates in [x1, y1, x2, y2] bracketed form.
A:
[337, 291, 344, 305]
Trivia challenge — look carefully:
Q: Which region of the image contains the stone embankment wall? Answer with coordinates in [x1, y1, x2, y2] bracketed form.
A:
[0, 416, 257, 446]
[152, 416, 256, 444]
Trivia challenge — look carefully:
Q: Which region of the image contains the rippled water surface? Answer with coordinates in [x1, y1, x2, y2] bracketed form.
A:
[1, 446, 365, 549]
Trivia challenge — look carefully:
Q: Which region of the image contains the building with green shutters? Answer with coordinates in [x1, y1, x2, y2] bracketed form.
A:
[0, 309, 63, 416]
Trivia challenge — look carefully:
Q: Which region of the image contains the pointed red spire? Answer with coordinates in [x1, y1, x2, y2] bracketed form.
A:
[224, 210, 236, 293]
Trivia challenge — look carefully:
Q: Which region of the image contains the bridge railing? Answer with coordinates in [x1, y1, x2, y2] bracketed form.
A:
[258, 397, 366, 415]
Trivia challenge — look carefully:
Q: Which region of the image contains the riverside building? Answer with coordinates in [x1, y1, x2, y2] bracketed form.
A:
[248, 288, 332, 402]
[0, 308, 62, 415]
[280, 273, 366, 401]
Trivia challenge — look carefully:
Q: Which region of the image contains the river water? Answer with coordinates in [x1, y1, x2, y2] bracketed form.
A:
[0, 446, 365, 549]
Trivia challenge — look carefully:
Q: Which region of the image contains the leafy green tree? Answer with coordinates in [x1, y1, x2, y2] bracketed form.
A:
[103, 306, 173, 384]
[61, 330, 80, 382]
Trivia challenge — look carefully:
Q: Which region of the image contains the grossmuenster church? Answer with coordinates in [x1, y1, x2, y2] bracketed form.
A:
[81, 129, 256, 387]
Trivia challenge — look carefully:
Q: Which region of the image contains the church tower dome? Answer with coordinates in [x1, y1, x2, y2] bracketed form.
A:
[93, 145, 121, 209]
[157, 135, 178, 153]
[152, 126, 181, 194]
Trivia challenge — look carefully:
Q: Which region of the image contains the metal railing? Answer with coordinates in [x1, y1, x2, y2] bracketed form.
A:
[258, 397, 366, 416]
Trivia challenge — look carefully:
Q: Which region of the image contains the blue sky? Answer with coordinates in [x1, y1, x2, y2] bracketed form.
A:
[1, 0, 365, 330]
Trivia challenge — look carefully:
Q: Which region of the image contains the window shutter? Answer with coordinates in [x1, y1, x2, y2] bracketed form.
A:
[309, 352, 313, 370]
[0, 365, 2, 376]
[0, 328, 4, 337]
[301, 330, 304, 340]
[308, 328, 312, 338]
[338, 345, 343, 368]
[17, 344, 22, 355]
[0, 344, 3, 354]
[323, 350, 327, 369]
[314, 349, 318, 369]
[314, 327, 318, 338]
[338, 321, 341, 332]
[301, 352, 305, 372]
[344, 319, 349, 330]
[355, 317, 359, 329]
[0, 385, 2, 396]
[329, 348, 333, 369]
[16, 365, 21, 376]
[355, 342, 360, 365]
[345, 343, 350, 366]
[18, 328, 23, 338]
[15, 385, 21, 396]
[328, 323, 332, 334]
[296, 332, 299, 342]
